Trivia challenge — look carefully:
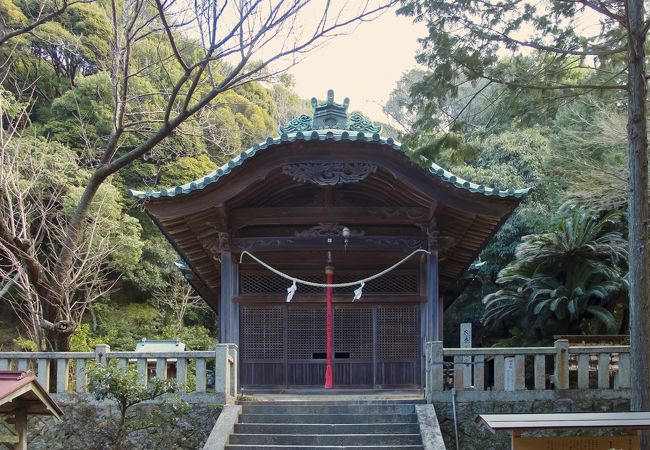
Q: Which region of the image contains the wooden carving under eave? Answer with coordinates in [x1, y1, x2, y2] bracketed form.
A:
[201, 232, 230, 261]
[294, 223, 365, 237]
[428, 229, 456, 252]
[366, 206, 430, 222]
[282, 162, 377, 186]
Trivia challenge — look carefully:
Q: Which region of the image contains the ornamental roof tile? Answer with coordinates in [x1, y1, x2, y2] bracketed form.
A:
[127, 90, 529, 200]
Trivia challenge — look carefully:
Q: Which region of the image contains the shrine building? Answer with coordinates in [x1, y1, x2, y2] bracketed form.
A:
[128, 91, 528, 389]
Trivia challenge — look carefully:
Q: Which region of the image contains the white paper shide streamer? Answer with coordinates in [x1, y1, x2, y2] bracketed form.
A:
[286, 280, 297, 302]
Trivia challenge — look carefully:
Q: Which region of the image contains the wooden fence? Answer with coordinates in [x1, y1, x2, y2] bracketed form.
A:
[425, 339, 630, 400]
[0, 344, 238, 403]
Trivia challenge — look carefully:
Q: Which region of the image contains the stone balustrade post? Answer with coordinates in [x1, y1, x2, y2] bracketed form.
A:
[228, 344, 238, 399]
[426, 341, 444, 401]
[554, 339, 569, 389]
[215, 344, 231, 404]
[95, 344, 110, 367]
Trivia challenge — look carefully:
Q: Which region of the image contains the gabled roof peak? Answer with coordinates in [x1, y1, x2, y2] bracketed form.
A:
[280, 89, 381, 134]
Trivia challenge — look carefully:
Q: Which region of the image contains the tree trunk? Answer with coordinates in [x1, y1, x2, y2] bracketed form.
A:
[41, 319, 76, 352]
[626, 0, 649, 446]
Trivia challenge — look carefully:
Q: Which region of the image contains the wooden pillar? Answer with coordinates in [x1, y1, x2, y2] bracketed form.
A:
[14, 407, 26, 450]
[426, 248, 440, 342]
[230, 258, 240, 347]
[220, 250, 234, 344]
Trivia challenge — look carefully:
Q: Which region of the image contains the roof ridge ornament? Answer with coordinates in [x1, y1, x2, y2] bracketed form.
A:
[279, 89, 381, 134]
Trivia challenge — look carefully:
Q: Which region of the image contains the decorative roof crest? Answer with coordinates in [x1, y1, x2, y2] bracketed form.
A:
[279, 89, 381, 134]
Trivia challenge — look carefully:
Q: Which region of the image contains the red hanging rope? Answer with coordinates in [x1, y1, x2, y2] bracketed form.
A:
[325, 262, 334, 389]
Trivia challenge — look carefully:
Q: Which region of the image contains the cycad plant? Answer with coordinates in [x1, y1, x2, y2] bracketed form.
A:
[482, 207, 628, 340]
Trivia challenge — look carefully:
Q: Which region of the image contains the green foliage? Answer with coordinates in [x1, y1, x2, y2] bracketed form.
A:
[398, 0, 626, 135]
[23, 0, 111, 83]
[270, 79, 310, 128]
[40, 72, 114, 151]
[93, 303, 160, 351]
[89, 364, 178, 408]
[0, 1, 309, 354]
[158, 154, 218, 188]
[121, 234, 179, 296]
[455, 129, 556, 275]
[88, 364, 184, 450]
[63, 181, 144, 273]
[12, 337, 37, 352]
[0, 0, 27, 25]
[71, 323, 103, 352]
[160, 325, 215, 351]
[91, 300, 215, 351]
[482, 207, 628, 341]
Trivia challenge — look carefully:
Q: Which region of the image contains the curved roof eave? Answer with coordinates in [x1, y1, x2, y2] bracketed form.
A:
[127, 130, 530, 201]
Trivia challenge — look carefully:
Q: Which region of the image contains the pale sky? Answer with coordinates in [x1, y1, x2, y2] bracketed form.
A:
[287, 10, 426, 124]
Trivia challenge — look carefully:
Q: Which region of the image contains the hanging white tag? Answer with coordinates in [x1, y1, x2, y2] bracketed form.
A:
[286, 280, 297, 302]
[353, 282, 365, 301]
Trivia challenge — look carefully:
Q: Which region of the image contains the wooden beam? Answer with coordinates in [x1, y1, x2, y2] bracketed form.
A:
[232, 235, 428, 252]
[230, 206, 431, 230]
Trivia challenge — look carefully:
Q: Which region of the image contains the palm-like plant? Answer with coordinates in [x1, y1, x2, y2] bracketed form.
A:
[482, 207, 628, 339]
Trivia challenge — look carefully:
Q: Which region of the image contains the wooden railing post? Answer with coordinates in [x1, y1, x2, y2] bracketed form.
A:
[554, 339, 569, 389]
[215, 344, 230, 403]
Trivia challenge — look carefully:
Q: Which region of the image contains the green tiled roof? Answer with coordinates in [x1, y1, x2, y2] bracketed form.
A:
[127, 90, 530, 200]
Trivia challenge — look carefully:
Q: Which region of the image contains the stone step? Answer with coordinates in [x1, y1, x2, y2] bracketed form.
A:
[241, 404, 415, 415]
[234, 423, 420, 435]
[240, 399, 426, 406]
[228, 433, 423, 446]
[225, 446, 425, 450]
[239, 413, 418, 424]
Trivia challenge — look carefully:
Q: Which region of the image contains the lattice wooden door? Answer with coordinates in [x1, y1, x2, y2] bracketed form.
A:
[239, 305, 285, 386]
[376, 305, 420, 385]
[239, 303, 420, 387]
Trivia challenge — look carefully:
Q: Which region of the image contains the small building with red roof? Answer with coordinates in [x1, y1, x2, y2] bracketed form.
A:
[0, 371, 62, 450]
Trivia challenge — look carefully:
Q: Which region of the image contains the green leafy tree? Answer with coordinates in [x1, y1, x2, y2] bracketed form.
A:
[434, 128, 557, 346]
[26, 1, 111, 84]
[482, 208, 628, 340]
[0, 0, 398, 351]
[0, 90, 143, 350]
[88, 364, 182, 450]
[0, 0, 86, 47]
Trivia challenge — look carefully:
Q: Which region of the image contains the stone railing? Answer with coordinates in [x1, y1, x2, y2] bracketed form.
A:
[0, 343, 238, 404]
[424, 340, 630, 400]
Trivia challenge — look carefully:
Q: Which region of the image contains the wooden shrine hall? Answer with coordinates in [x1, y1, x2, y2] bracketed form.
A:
[129, 90, 529, 389]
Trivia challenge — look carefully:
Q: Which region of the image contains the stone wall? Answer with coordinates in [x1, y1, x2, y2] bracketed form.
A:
[27, 395, 222, 450]
[430, 390, 631, 450]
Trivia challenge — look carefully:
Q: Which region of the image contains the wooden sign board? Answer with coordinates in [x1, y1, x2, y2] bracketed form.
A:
[513, 435, 639, 450]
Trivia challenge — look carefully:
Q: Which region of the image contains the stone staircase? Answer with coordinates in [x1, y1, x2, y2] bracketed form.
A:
[223, 400, 426, 449]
